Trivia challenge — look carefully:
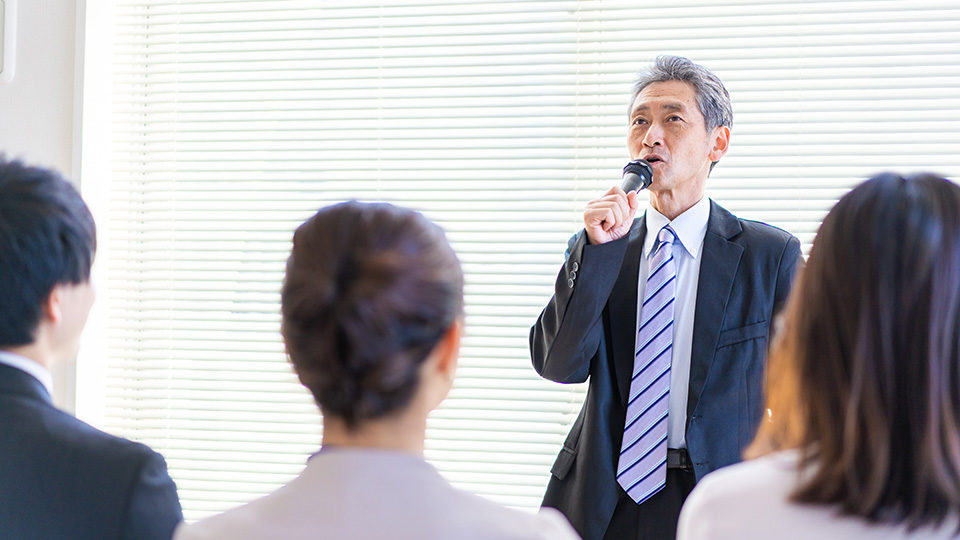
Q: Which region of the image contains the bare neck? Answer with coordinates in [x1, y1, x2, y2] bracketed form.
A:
[321, 410, 427, 456]
[649, 187, 705, 221]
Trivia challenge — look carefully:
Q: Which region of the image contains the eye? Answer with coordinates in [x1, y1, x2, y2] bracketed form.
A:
[667, 115, 682, 122]
[632, 117, 648, 126]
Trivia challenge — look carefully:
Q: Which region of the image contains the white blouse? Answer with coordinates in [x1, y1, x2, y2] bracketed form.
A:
[175, 447, 581, 540]
[678, 450, 959, 540]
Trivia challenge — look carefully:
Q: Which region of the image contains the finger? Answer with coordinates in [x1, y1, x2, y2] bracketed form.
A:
[592, 200, 624, 232]
[600, 206, 620, 233]
[605, 185, 626, 198]
[614, 192, 630, 222]
[584, 205, 614, 232]
[594, 192, 630, 222]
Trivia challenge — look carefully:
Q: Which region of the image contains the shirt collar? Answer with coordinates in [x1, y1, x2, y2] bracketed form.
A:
[0, 351, 54, 397]
[644, 196, 710, 259]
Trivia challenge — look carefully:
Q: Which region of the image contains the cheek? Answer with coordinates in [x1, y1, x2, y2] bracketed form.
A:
[672, 132, 706, 155]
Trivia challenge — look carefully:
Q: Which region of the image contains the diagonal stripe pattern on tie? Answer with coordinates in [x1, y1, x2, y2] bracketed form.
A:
[617, 225, 676, 504]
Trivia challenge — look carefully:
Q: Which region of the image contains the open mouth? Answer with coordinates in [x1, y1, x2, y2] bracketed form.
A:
[644, 155, 665, 165]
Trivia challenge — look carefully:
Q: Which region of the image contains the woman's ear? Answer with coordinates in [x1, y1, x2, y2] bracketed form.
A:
[419, 318, 463, 411]
[434, 318, 462, 382]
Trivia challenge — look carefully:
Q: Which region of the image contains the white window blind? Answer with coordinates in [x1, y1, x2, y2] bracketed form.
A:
[79, 0, 960, 521]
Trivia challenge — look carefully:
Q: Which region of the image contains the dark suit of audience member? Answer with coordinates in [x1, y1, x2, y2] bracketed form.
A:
[0, 361, 182, 540]
[0, 159, 183, 540]
[530, 56, 802, 540]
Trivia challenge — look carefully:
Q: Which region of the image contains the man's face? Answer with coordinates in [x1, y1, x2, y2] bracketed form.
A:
[627, 80, 727, 195]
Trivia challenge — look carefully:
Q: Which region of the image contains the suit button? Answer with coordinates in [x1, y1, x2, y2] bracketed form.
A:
[567, 278, 575, 289]
[572, 261, 579, 272]
[570, 270, 577, 280]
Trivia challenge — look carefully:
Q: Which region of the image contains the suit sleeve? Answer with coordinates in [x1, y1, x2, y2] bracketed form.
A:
[120, 448, 183, 540]
[773, 235, 803, 316]
[529, 229, 631, 383]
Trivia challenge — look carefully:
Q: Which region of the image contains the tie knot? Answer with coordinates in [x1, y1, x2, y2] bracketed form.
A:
[658, 226, 675, 246]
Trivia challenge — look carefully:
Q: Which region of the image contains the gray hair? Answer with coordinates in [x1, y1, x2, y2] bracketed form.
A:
[630, 55, 733, 132]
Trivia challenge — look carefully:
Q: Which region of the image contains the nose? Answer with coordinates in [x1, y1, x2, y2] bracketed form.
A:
[642, 121, 664, 147]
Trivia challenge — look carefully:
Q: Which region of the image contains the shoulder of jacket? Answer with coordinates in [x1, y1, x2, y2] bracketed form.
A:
[735, 218, 798, 246]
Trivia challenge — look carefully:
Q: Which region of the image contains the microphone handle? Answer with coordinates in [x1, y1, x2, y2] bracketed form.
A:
[620, 173, 645, 193]
[620, 159, 654, 192]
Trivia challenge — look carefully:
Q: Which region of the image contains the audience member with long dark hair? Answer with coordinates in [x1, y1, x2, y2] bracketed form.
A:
[677, 173, 960, 539]
[175, 201, 580, 540]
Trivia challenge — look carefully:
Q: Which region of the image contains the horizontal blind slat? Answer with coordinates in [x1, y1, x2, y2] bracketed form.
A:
[89, 0, 960, 521]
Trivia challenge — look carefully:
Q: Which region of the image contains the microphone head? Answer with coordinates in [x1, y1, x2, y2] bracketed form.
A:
[620, 159, 654, 192]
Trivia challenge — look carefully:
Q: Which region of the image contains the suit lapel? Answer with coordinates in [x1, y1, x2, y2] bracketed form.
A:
[686, 201, 743, 421]
[612, 218, 647, 406]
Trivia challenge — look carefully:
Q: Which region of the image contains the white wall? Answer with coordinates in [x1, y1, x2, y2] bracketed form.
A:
[0, 0, 80, 410]
[0, 0, 76, 173]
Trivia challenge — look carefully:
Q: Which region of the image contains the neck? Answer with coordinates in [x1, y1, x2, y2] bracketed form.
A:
[321, 409, 427, 456]
[649, 188, 705, 221]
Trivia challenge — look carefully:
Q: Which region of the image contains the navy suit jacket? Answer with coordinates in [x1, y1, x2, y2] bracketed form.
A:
[0, 362, 183, 540]
[530, 200, 802, 540]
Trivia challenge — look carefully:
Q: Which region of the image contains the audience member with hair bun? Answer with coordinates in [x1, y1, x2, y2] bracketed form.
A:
[175, 201, 581, 540]
[678, 173, 960, 539]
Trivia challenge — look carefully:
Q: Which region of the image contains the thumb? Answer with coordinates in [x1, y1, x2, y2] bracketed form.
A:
[626, 190, 641, 215]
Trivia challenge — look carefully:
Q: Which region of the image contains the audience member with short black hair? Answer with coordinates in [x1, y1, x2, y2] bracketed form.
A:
[174, 201, 581, 540]
[0, 158, 183, 540]
[678, 173, 960, 539]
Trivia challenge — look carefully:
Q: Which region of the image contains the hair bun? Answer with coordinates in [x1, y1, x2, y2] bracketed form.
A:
[282, 201, 463, 428]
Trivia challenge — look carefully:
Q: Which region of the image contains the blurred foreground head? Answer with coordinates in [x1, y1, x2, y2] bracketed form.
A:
[755, 172, 960, 529]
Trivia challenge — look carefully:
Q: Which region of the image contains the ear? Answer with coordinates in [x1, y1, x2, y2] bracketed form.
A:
[708, 125, 731, 163]
[42, 285, 65, 325]
[433, 318, 462, 381]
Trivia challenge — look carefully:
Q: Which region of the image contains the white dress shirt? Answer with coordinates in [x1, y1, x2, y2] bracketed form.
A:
[678, 450, 960, 540]
[0, 350, 54, 396]
[636, 196, 709, 449]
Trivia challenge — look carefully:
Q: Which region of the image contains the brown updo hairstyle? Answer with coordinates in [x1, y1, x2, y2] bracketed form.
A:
[751, 173, 960, 530]
[281, 201, 464, 429]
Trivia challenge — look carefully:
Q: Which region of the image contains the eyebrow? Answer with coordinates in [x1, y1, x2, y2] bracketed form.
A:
[631, 101, 687, 115]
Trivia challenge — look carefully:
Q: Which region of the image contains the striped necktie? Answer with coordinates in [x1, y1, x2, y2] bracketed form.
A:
[617, 225, 676, 504]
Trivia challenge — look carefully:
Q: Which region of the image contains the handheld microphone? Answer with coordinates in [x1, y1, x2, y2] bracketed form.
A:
[620, 159, 653, 192]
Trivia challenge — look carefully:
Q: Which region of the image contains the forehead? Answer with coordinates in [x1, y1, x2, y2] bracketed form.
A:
[630, 80, 702, 118]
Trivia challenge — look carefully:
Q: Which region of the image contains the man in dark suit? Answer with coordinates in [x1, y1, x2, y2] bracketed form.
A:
[0, 159, 184, 540]
[530, 56, 803, 540]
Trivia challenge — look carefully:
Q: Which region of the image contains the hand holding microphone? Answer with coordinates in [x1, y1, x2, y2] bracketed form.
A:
[584, 159, 653, 245]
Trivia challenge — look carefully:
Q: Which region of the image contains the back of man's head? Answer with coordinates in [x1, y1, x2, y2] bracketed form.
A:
[0, 159, 96, 348]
